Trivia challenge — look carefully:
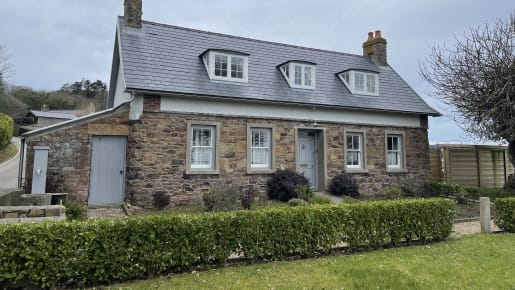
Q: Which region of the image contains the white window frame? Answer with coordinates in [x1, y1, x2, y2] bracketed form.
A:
[279, 62, 316, 90]
[386, 133, 405, 171]
[338, 70, 379, 96]
[186, 121, 220, 174]
[190, 125, 215, 169]
[202, 51, 248, 83]
[250, 128, 272, 169]
[344, 130, 367, 172]
[247, 124, 275, 174]
[346, 133, 363, 169]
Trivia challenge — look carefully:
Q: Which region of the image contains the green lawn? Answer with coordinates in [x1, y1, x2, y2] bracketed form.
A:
[0, 143, 17, 164]
[112, 234, 514, 290]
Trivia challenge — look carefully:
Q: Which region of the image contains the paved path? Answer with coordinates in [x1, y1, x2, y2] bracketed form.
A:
[0, 137, 21, 196]
[453, 220, 500, 235]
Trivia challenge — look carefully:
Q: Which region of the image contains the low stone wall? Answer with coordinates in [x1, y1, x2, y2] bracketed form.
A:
[0, 205, 66, 223]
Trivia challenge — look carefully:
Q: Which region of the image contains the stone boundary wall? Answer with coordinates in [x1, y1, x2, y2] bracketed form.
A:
[0, 205, 66, 223]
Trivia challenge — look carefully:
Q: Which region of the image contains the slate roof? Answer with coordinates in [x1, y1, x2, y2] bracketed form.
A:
[30, 110, 78, 120]
[115, 17, 439, 116]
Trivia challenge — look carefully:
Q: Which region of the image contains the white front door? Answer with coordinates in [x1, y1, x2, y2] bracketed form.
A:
[298, 131, 317, 188]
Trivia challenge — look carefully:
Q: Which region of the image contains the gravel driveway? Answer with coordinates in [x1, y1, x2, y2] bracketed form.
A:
[453, 220, 500, 235]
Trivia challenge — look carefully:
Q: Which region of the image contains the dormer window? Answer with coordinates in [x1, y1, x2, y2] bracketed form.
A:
[279, 61, 316, 90]
[338, 70, 379, 96]
[201, 50, 248, 83]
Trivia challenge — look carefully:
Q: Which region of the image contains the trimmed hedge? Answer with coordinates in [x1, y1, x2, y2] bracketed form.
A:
[0, 198, 455, 288]
[423, 181, 515, 200]
[494, 197, 515, 232]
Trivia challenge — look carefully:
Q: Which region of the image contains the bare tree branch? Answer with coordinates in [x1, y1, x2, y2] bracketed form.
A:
[420, 13, 515, 144]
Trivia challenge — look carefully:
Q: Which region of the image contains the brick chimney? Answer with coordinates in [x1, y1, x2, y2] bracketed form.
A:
[362, 30, 387, 66]
[124, 0, 142, 28]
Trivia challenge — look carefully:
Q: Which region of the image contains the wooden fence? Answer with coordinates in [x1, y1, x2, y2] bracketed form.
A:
[429, 144, 514, 188]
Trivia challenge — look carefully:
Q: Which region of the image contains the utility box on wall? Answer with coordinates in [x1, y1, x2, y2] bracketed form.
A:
[31, 146, 49, 194]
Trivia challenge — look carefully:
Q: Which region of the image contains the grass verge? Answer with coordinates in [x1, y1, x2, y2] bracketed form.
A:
[0, 143, 17, 164]
[112, 234, 514, 290]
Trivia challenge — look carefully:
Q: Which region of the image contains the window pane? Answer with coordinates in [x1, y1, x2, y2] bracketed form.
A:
[304, 66, 312, 86]
[347, 151, 360, 166]
[353, 136, 360, 150]
[355, 73, 365, 91]
[294, 65, 302, 85]
[192, 147, 211, 165]
[346, 135, 353, 149]
[251, 148, 268, 166]
[200, 128, 211, 146]
[231, 56, 244, 79]
[366, 74, 376, 93]
[388, 152, 398, 166]
[214, 55, 228, 77]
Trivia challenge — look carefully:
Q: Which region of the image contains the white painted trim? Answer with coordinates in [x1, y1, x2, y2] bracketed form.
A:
[338, 70, 379, 96]
[202, 51, 248, 83]
[160, 95, 421, 128]
[113, 61, 132, 107]
[280, 62, 316, 90]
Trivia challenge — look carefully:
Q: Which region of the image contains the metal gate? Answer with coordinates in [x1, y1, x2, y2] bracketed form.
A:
[88, 136, 127, 206]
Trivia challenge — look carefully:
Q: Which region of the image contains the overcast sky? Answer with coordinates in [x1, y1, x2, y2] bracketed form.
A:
[0, 0, 513, 144]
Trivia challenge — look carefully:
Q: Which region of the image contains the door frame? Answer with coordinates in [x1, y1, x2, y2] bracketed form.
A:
[88, 135, 127, 206]
[295, 127, 327, 191]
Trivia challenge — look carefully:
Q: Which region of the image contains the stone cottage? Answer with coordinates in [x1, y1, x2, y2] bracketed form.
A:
[20, 0, 440, 207]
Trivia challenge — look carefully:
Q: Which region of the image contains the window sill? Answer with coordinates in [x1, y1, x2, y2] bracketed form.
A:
[247, 169, 275, 175]
[344, 168, 369, 174]
[386, 168, 408, 174]
[186, 169, 220, 175]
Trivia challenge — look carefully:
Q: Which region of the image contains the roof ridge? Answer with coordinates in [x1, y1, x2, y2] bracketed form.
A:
[118, 16, 368, 60]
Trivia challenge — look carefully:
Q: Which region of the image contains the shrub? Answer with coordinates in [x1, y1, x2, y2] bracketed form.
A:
[385, 186, 402, 200]
[422, 181, 514, 200]
[329, 173, 359, 198]
[494, 197, 515, 232]
[310, 195, 332, 205]
[266, 169, 309, 201]
[0, 198, 455, 288]
[0, 113, 13, 149]
[287, 198, 308, 207]
[202, 183, 241, 212]
[296, 184, 314, 201]
[63, 199, 87, 220]
[240, 185, 258, 210]
[152, 191, 170, 209]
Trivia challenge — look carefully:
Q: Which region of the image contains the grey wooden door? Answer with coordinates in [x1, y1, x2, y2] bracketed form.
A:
[31, 146, 49, 194]
[298, 131, 317, 188]
[88, 136, 127, 206]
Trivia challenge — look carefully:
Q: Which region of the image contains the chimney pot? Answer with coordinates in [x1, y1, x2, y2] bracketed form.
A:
[362, 30, 387, 65]
[124, 0, 142, 28]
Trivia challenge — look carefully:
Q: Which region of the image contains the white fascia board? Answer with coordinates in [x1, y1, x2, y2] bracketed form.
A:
[161, 95, 421, 127]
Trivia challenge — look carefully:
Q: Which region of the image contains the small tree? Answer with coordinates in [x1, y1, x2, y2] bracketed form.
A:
[0, 113, 13, 149]
[421, 13, 515, 187]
